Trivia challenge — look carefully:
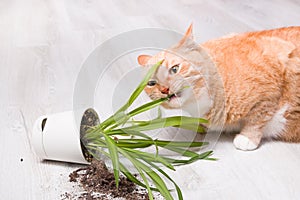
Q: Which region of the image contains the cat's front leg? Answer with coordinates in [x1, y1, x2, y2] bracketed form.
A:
[233, 101, 278, 151]
[233, 126, 262, 151]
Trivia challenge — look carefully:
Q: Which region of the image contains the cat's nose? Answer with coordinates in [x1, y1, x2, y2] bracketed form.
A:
[161, 87, 169, 94]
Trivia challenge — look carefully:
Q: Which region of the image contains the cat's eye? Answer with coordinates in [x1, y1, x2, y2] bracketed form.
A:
[169, 64, 180, 75]
[147, 80, 157, 86]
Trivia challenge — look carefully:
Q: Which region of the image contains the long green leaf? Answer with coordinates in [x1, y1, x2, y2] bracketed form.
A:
[123, 147, 175, 170]
[170, 150, 214, 165]
[127, 97, 168, 118]
[156, 107, 162, 119]
[146, 160, 183, 200]
[132, 156, 174, 200]
[116, 142, 153, 149]
[121, 60, 164, 111]
[137, 167, 154, 200]
[106, 129, 153, 140]
[112, 116, 208, 133]
[116, 139, 208, 148]
[118, 148, 155, 200]
[97, 60, 163, 131]
[119, 163, 159, 192]
[111, 59, 164, 119]
[173, 124, 206, 133]
[161, 145, 200, 158]
[103, 134, 120, 188]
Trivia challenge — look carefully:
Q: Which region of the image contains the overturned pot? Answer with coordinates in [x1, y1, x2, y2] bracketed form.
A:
[32, 108, 100, 164]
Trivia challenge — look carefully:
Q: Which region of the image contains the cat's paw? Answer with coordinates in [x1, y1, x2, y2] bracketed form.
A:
[233, 134, 258, 151]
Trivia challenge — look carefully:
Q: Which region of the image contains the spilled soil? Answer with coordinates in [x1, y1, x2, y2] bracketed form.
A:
[61, 160, 149, 200]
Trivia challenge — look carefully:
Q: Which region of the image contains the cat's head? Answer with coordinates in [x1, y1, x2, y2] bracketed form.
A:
[138, 24, 211, 110]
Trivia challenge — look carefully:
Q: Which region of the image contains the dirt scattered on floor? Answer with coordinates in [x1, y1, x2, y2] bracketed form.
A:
[61, 160, 149, 200]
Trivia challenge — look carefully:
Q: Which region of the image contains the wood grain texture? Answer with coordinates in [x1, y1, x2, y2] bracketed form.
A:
[1, 0, 300, 199]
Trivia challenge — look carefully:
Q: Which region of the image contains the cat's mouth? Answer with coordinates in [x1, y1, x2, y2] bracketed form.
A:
[168, 91, 182, 101]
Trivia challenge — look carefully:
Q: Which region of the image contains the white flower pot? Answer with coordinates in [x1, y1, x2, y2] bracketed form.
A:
[32, 108, 100, 164]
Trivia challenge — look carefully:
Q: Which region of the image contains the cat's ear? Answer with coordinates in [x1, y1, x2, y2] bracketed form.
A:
[184, 23, 194, 40]
[178, 23, 194, 46]
[137, 55, 151, 66]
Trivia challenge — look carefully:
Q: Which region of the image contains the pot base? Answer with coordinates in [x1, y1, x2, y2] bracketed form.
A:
[32, 108, 100, 164]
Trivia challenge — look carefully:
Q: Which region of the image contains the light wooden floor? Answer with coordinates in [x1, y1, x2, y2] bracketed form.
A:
[1, 0, 300, 199]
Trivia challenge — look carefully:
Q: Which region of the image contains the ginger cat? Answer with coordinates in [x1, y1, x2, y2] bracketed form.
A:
[137, 24, 300, 151]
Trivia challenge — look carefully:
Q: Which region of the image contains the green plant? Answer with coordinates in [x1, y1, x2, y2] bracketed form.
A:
[83, 60, 215, 200]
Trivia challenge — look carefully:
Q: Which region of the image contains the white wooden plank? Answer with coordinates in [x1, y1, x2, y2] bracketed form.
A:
[210, 0, 300, 29]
